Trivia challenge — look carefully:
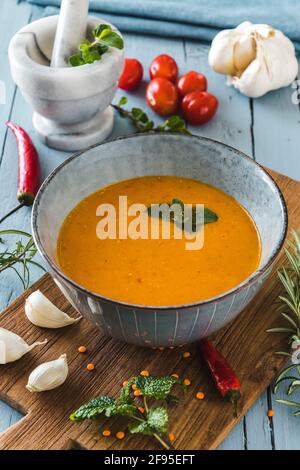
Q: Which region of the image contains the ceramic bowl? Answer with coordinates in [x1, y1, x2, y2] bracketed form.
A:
[32, 134, 287, 347]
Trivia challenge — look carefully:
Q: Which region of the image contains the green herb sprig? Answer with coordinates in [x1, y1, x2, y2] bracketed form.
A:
[70, 375, 185, 450]
[0, 230, 45, 289]
[147, 198, 218, 233]
[69, 24, 123, 67]
[267, 229, 300, 415]
[112, 97, 191, 135]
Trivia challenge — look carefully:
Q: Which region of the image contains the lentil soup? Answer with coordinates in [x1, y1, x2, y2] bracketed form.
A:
[57, 176, 261, 306]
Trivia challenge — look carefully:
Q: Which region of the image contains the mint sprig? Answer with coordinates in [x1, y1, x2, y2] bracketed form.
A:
[70, 375, 184, 450]
[112, 96, 191, 135]
[147, 198, 218, 233]
[69, 24, 123, 67]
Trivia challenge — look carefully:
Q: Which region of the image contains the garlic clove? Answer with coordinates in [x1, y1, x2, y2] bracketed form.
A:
[0, 327, 47, 364]
[209, 29, 237, 75]
[25, 290, 82, 328]
[26, 353, 68, 392]
[233, 34, 256, 74]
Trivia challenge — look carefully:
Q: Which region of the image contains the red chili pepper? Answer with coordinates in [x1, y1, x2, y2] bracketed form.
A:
[199, 339, 241, 418]
[0, 122, 40, 224]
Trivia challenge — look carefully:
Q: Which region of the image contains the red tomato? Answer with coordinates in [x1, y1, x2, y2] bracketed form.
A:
[119, 58, 143, 91]
[177, 71, 207, 97]
[149, 54, 178, 83]
[146, 78, 179, 116]
[181, 91, 218, 125]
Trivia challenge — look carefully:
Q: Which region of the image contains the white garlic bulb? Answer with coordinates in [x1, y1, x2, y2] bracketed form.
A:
[26, 354, 68, 392]
[209, 21, 298, 98]
[25, 290, 82, 328]
[0, 327, 47, 364]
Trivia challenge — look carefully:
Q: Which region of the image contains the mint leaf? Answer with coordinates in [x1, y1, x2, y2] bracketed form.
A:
[94, 24, 112, 38]
[97, 29, 124, 49]
[132, 108, 149, 123]
[129, 407, 168, 436]
[128, 420, 152, 436]
[134, 376, 179, 400]
[69, 54, 85, 67]
[119, 375, 181, 403]
[80, 43, 102, 64]
[204, 207, 218, 224]
[147, 407, 168, 435]
[147, 199, 218, 233]
[118, 96, 128, 107]
[158, 115, 191, 135]
[119, 377, 136, 404]
[105, 403, 136, 417]
[96, 43, 109, 55]
[70, 396, 115, 421]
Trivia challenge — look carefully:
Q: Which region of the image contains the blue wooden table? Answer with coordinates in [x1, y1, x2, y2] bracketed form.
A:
[0, 0, 300, 450]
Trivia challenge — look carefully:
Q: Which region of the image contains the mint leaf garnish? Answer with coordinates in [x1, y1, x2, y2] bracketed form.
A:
[69, 24, 123, 67]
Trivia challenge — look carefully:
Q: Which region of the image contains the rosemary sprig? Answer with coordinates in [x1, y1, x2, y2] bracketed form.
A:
[0, 229, 45, 289]
[112, 96, 191, 135]
[267, 229, 300, 415]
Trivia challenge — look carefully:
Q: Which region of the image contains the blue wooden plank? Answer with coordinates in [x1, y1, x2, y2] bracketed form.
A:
[251, 65, 300, 179]
[0, 401, 23, 433]
[218, 420, 245, 450]
[0, 0, 32, 160]
[182, 41, 253, 157]
[272, 382, 300, 449]
[242, 394, 273, 449]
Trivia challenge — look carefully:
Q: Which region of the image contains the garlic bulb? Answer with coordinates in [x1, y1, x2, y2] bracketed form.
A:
[25, 290, 82, 328]
[26, 354, 68, 392]
[0, 327, 47, 364]
[209, 21, 298, 98]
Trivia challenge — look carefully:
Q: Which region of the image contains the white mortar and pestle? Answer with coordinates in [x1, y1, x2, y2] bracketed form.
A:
[8, 0, 124, 151]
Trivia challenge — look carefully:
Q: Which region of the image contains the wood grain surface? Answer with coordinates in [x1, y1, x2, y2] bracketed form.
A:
[0, 169, 298, 450]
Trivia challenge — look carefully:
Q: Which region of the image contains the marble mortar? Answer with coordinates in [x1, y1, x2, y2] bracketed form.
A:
[8, 15, 124, 151]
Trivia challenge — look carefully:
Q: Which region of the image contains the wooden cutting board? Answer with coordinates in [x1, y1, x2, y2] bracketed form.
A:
[0, 169, 298, 451]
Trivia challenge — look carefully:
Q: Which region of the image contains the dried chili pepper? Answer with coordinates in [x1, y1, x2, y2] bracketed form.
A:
[0, 122, 40, 224]
[199, 339, 241, 417]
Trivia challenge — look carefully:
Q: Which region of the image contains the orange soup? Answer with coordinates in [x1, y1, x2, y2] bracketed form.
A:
[57, 176, 261, 306]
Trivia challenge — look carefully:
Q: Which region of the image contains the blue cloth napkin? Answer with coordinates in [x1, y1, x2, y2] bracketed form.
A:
[25, 0, 300, 49]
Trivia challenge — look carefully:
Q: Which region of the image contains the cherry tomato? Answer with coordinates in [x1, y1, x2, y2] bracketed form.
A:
[119, 58, 143, 91]
[181, 91, 218, 125]
[149, 54, 178, 83]
[146, 78, 179, 116]
[177, 71, 207, 98]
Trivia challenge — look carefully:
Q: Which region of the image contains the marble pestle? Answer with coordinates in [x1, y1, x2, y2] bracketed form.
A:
[51, 0, 89, 67]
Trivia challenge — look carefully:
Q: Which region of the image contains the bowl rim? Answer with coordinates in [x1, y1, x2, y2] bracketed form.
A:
[32, 132, 288, 311]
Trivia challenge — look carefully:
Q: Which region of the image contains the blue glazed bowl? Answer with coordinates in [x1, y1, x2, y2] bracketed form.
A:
[32, 133, 287, 347]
